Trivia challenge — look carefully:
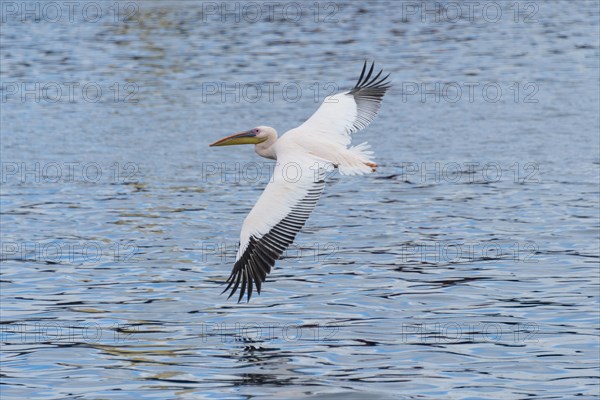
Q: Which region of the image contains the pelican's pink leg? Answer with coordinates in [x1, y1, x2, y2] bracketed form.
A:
[365, 161, 378, 172]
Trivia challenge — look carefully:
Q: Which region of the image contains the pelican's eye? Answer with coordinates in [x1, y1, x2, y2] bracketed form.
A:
[252, 128, 260, 134]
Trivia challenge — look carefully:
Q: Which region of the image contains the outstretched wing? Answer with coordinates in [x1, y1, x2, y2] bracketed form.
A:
[294, 61, 391, 146]
[222, 154, 328, 302]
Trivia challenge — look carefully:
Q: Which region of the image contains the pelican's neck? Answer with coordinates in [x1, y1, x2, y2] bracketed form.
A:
[255, 133, 278, 160]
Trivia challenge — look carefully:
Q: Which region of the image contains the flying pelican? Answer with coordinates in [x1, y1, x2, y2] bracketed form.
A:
[210, 61, 391, 302]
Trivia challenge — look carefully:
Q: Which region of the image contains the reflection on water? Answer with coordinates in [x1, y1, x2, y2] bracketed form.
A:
[1, 1, 599, 398]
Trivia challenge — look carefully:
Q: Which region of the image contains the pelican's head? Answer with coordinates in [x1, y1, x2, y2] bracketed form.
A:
[209, 126, 276, 147]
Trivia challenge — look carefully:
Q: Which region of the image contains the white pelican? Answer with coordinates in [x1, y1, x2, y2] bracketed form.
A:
[210, 62, 391, 302]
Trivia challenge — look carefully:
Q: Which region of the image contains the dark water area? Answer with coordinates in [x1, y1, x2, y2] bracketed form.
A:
[1, 1, 599, 398]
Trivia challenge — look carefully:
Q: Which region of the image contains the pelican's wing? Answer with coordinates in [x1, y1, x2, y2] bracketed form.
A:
[222, 154, 327, 302]
[295, 61, 391, 146]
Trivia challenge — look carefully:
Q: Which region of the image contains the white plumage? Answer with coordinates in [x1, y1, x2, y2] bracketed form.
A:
[209, 61, 391, 301]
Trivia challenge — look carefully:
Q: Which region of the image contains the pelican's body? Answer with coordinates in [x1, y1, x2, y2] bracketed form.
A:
[210, 62, 391, 302]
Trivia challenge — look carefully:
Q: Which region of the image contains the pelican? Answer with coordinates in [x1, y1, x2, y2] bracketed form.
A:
[210, 61, 391, 302]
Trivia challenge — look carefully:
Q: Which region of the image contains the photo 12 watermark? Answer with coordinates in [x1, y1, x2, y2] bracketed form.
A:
[399, 241, 539, 264]
[201, 161, 336, 184]
[399, 1, 539, 24]
[1, 82, 139, 104]
[200, 321, 339, 343]
[396, 162, 540, 184]
[400, 321, 539, 344]
[1, 321, 140, 344]
[0, 1, 139, 23]
[1, 161, 141, 184]
[0, 241, 139, 264]
[201, 2, 340, 23]
[200, 241, 340, 263]
[401, 81, 539, 104]
[201, 81, 340, 104]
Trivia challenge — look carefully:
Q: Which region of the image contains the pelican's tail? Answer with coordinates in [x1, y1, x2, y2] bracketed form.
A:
[338, 142, 377, 175]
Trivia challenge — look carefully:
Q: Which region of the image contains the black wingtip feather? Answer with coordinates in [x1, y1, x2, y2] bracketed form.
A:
[365, 69, 383, 87]
[226, 270, 242, 300]
[352, 61, 391, 92]
[246, 268, 253, 302]
[238, 269, 247, 303]
[356, 60, 368, 88]
[372, 73, 392, 88]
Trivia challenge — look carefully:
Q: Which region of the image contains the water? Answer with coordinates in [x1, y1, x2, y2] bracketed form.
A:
[1, 1, 599, 398]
